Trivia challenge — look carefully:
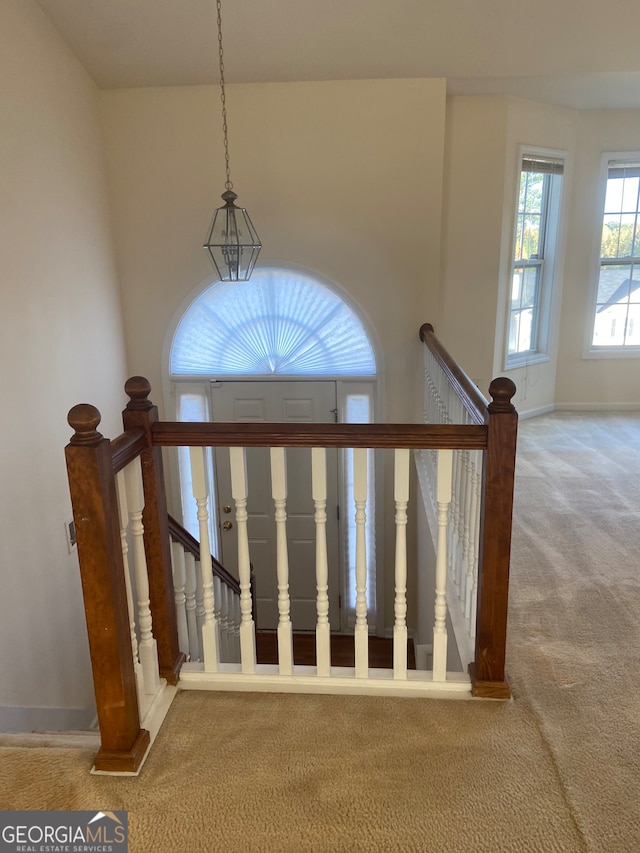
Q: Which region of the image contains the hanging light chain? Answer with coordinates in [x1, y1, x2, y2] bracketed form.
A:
[216, 0, 232, 191]
[204, 0, 261, 281]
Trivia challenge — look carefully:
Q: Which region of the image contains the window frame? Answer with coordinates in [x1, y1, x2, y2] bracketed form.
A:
[169, 264, 377, 378]
[504, 147, 566, 370]
[586, 152, 640, 358]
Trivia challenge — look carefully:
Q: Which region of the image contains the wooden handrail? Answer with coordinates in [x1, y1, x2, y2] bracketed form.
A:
[419, 323, 488, 425]
[167, 514, 240, 595]
[111, 428, 146, 473]
[151, 421, 488, 450]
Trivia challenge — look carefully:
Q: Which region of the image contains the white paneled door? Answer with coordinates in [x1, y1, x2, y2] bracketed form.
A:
[211, 381, 341, 631]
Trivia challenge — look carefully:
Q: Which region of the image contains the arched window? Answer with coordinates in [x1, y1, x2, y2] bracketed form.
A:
[167, 265, 378, 633]
[170, 267, 376, 376]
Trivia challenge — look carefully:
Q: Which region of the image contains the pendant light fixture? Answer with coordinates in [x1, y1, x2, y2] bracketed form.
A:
[203, 0, 261, 281]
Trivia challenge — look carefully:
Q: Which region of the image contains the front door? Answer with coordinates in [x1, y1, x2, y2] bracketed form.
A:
[211, 381, 341, 631]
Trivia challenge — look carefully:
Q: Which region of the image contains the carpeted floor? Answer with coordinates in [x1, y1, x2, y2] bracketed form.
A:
[505, 412, 640, 853]
[1, 412, 639, 852]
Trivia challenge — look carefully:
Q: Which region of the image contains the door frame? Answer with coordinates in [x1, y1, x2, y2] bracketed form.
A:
[210, 379, 342, 632]
[168, 376, 383, 635]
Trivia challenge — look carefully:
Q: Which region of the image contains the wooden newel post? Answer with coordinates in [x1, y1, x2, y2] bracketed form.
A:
[471, 377, 518, 699]
[122, 377, 185, 684]
[65, 404, 150, 772]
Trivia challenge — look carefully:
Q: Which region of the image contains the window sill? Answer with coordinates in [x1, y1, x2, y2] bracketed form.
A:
[584, 347, 640, 359]
[504, 353, 551, 371]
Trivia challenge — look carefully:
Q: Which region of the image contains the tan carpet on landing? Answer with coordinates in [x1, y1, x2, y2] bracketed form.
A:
[0, 692, 580, 852]
[1, 412, 638, 852]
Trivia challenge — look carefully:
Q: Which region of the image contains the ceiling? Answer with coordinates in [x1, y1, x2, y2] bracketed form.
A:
[35, 0, 640, 109]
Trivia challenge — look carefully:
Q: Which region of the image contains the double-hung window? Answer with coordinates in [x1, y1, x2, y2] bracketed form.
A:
[591, 158, 640, 351]
[507, 152, 564, 366]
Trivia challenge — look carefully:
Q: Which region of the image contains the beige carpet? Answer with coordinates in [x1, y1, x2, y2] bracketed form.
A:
[1, 412, 639, 852]
[0, 693, 582, 852]
[505, 412, 640, 853]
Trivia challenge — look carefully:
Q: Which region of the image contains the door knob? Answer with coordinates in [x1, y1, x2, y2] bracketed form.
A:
[223, 505, 232, 513]
[223, 520, 233, 531]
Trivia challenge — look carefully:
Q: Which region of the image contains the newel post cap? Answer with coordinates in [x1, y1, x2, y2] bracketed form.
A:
[488, 377, 517, 414]
[125, 376, 153, 411]
[67, 404, 103, 446]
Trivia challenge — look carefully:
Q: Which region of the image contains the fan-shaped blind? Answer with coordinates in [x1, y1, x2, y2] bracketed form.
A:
[171, 268, 376, 376]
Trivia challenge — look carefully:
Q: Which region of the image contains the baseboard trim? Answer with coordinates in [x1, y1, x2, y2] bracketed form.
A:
[0, 705, 96, 734]
[0, 730, 101, 749]
[555, 402, 640, 412]
[517, 404, 555, 420]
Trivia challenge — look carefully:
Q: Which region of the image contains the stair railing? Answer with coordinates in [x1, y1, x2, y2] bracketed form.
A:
[418, 323, 518, 698]
[167, 514, 255, 663]
[65, 324, 517, 774]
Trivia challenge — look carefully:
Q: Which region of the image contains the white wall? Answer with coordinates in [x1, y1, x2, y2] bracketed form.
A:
[441, 96, 580, 412]
[439, 96, 509, 398]
[556, 109, 640, 405]
[0, 0, 128, 730]
[100, 78, 447, 424]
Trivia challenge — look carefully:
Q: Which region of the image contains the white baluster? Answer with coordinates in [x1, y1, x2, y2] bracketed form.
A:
[184, 551, 199, 661]
[442, 374, 452, 422]
[189, 446, 219, 673]
[433, 449, 453, 682]
[194, 559, 205, 647]
[448, 451, 460, 584]
[115, 469, 146, 712]
[470, 449, 482, 638]
[353, 448, 369, 678]
[454, 448, 465, 596]
[230, 446, 256, 673]
[214, 576, 227, 663]
[393, 448, 410, 680]
[423, 362, 430, 423]
[465, 450, 480, 621]
[436, 369, 447, 423]
[222, 581, 233, 662]
[430, 445, 438, 492]
[270, 447, 293, 676]
[456, 451, 467, 605]
[312, 447, 331, 677]
[170, 541, 190, 657]
[426, 351, 436, 424]
[123, 458, 160, 695]
[232, 591, 241, 662]
[461, 451, 473, 606]
[222, 582, 233, 662]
